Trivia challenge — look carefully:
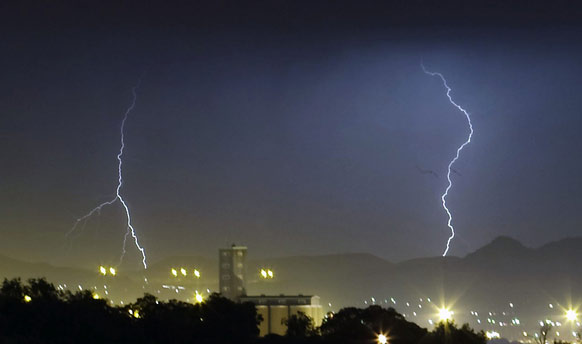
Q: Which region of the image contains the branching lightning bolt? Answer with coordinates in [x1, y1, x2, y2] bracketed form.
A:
[421, 63, 474, 256]
[67, 82, 147, 269]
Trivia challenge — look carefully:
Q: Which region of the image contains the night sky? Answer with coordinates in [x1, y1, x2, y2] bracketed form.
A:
[1, 1, 581, 268]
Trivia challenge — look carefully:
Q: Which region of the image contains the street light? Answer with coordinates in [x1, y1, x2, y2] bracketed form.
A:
[260, 268, 274, 279]
[99, 265, 117, 276]
[193, 269, 201, 278]
[486, 331, 500, 339]
[195, 291, 204, 304]
[180, 268, 187, 276]
[438, 307, 453, 322]
[23, 295, 32, 303]
[171, 268, 178, 277]
[566, 309, 578, 321]
[377, 333, 388, 344]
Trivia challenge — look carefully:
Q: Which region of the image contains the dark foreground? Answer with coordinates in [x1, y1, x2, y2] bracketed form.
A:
[0, 278, 486, 344]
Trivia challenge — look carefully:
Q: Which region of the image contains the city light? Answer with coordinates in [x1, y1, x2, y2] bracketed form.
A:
[566, 309, 578, 321]
[194, 269, 201, 278]
[99, 265, 117, 276]
[92, 293, 100, 299]
[486, 331, 500, 339]
[438, 307, 453, 322]
[171, 268, 178, 277]
[23, 295, 32, 303]
[195, 292, 204, 304]
[377, 333, 388, 344]
[260, 268, 274, 279]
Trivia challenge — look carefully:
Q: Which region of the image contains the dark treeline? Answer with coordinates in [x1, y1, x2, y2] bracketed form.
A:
[0, 278, 486, 344]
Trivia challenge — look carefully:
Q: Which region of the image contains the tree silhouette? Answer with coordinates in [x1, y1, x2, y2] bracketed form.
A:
[285, 311, 318, 338]
[534, 322, 553, 344]
[419, 321, 486, 344]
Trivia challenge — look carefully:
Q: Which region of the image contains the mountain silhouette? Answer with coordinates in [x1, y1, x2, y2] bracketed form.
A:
[1, 236, 581, 339]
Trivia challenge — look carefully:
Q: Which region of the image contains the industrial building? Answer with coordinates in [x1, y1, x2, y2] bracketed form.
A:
[218, 245, 323, 336]
[218, 245, 247, 301]
[240, 295, 323, 336]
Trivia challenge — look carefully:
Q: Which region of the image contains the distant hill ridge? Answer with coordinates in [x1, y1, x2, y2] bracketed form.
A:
[1, 236, 581, 312]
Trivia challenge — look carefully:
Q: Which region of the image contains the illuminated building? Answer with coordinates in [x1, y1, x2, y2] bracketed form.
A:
[240, 295, 323, 336]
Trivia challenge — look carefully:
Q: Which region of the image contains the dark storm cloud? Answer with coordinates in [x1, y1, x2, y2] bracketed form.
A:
[0, 1, 581, 267]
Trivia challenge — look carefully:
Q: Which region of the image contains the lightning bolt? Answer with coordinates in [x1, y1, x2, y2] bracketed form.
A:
[67, 82, 147, 269]
[422, 63, 474, 256]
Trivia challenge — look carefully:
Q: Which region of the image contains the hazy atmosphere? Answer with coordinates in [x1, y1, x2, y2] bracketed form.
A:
[2, 3, 581, 269]
[2, 2, 582, 344]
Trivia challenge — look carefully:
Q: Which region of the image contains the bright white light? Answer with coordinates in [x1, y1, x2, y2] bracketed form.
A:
[377, 334, 388, 344]
[438, 308, 453, 322]
[567, 309, 578, 321]
[486, 331, 500, 339]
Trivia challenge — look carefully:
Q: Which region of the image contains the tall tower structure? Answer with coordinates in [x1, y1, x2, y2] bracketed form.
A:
[219, 245, 247, 301]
